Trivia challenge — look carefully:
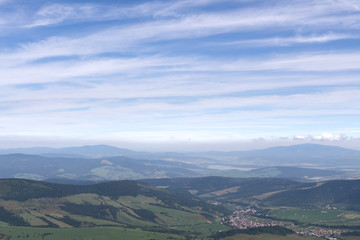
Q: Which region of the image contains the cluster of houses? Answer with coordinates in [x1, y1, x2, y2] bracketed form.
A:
[222, 206, 343, 239]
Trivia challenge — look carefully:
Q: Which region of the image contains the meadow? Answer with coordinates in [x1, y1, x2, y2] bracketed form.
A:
[0, 226, 184, 240]
[268, 208, 360, 226]
[220, 233, 320, 240]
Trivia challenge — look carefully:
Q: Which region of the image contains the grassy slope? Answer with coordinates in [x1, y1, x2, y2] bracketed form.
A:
[0, 226, 184, 240]
[0, 179, 230, 239]
[0, 179, 226, 213]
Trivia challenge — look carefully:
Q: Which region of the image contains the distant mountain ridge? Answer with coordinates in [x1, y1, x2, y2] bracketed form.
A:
[197, 143, 360, 168]
[0, 145, 136, 158]
[1, 143, 359, 159]
[240, 143, 360, 167]
[0, 143, 358, 181]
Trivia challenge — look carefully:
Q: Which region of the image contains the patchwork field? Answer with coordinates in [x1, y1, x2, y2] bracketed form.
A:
[220, 233, 320, 240]
[0, 179, 232, 239]
[0, 226, 183, 240]
[268, 208, 360, 226]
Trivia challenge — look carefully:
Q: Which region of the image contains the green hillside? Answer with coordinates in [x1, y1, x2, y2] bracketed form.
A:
[0, 179, 230, 239]
[142, 177, 360, 211]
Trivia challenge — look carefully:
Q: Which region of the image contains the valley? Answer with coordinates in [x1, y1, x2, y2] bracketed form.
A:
[0, 176, 359, 239]
[3, 0, 359, 238]
[0, 144, 359, 239]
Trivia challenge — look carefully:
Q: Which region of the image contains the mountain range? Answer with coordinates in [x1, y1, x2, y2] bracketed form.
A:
[0, 143, 358, 181]
[1, 143, 359, 167]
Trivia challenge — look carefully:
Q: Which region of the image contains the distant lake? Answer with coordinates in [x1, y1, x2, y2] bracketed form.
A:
[206, 165, 254, 171]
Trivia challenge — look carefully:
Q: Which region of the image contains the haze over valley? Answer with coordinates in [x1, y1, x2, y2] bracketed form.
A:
[0, 143, 358, 182]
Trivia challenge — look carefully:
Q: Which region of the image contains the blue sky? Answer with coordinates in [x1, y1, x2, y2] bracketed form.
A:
[0, 0, 360, 151]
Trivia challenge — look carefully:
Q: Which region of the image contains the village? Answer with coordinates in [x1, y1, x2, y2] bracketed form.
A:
[222, 206, 343, 239]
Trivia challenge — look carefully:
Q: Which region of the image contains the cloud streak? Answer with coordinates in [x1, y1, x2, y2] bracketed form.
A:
[1, 51, 360, 88]
[226, 33, 359, 47]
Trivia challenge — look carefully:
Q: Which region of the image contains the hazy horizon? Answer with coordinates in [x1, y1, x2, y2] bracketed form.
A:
[1, 138, 360, 152]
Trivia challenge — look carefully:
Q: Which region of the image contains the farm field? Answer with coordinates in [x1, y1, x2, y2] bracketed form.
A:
[0, 179, 232, 239]
[268, 208, 360, 226]
[220, 233, 320, 240]
[0, 194, 230, 238]
[0, 226, 184, 240]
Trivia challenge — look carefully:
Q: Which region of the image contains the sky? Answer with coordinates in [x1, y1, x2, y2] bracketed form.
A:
[0, 0, 360, 151]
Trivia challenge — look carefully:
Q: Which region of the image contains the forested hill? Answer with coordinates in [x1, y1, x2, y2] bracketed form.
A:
[263, 179, 360, 210]
[142, 177, 360, 210]
[0, 178, 223, 214]
[0, 179, 146, 201]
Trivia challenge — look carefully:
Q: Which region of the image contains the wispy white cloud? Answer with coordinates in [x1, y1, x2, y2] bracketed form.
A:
[226, 33, 358, 47]
[0, 55, 204, 85]
[224, 52, 360, 71]
[26, 3, 98, 28]
[23, 0, 360, 30]
[24, 0, 233, 28]
[1, 0, 359, 66]
[2, 84, 359, 128]
[1, 49, 360, 93]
